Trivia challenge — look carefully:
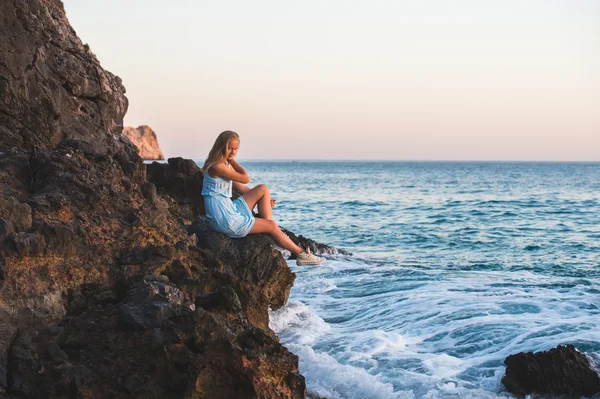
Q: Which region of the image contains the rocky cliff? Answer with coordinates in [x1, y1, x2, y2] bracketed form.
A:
[122, 125, 165, 160]
[0, 1, 306, 397]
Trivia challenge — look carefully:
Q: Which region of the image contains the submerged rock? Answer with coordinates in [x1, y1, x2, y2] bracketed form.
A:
[283, 227, 351, 258]
[502, 344, 600, 398]
[122, 125, 165, 160]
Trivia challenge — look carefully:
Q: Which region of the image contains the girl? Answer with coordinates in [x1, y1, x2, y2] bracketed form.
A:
[201, 130, 325, 266]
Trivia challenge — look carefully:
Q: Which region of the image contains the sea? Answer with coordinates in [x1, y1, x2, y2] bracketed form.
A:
[237, 161, 600, 399]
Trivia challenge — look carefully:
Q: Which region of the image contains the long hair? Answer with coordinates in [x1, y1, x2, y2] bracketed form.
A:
[202, 130, 240, 172]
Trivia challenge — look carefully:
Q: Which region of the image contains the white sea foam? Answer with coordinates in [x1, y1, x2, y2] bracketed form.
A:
[269, 300, 331, 345]
[270, 255, 600, 398]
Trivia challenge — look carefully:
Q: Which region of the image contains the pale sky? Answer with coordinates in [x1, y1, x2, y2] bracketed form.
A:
[62, 0, 600, 161]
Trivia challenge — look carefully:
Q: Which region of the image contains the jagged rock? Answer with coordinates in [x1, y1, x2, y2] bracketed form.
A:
[119, 280, 186, 330]
[146, 157, 205, 221]
[122, 125, 165, 160]
[0, 1, 308, 397]
[0, 0, 128, 156]
[47, 340, 69, 364]
[0, 218, 15, 242]
[0, 197, 32, 232]
[502, 344, 600, 398]
[10, 232, 46, 257]
[192, 216, 295, 329]
[283, 227, 351, 258]
[196, 286, 243, 314]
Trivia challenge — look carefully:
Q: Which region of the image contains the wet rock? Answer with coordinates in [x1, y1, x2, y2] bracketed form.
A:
[283, 227, 351, 258]
[502, 344, 600, 398]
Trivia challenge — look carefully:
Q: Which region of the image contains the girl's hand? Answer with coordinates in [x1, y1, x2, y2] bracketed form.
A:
[271, 199, 277, 208]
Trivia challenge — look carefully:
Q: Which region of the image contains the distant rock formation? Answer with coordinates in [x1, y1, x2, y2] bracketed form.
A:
[122, 125, 165, 160]
[502, 344, 600, 398]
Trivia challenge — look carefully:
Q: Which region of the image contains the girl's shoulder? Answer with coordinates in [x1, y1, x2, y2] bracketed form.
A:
[207, 162, 229, 178]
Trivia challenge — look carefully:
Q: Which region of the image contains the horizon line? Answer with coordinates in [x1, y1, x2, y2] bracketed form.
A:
[154, 158, 600, 164]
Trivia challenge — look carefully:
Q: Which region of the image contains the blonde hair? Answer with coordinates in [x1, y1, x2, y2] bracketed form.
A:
[202, 130, 240, 172]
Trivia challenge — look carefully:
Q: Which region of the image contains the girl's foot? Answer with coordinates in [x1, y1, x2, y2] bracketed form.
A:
[296, 248, 325, 266]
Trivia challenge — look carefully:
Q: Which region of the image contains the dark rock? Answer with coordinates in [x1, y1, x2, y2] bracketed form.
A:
[0, 0, 310, 395]
[119, 280, 185, 330]
[192, 308, 235, 350]
[0, 218, 15, 241]
[35, 219, 85, 256]
[0, 0, 128, 156]
[283, 227, 351, 258]
[502, 344, 600, 398]
[10, 232, 46, 257]
[47, 341, 69, 363]
[143, 274, 169, 283]
[146, 158, 205, 220]
[119, 303, 175, 331]
[175, 234, 197, 251]
[142, 181, 158, 203]
[192, 216, 295, 329]
[0, 196, 32, 231]
[0, 366, 7, 389]
[195, 287, 242, 314]
[141, 328, 164, 352]
[121, 373, 144, 393]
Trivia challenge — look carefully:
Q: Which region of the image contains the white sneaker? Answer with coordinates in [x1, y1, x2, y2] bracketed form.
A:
[296, 248, 325, 266]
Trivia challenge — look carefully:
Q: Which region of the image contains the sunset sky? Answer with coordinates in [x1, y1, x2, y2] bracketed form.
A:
[62, 0, 600, 161]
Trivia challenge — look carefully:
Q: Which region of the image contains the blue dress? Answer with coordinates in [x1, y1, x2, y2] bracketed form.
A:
[202, 167, 255, 238]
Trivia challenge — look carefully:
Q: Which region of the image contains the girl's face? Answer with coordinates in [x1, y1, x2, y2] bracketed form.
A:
[226, 139, 239, 159]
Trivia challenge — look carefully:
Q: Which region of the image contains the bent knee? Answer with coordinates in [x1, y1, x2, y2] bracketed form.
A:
[266, 220, 278, 231]
[257, 183, 270, 193]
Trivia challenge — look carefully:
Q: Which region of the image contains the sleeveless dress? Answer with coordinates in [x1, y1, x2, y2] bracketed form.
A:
[202, 167, 255, 238]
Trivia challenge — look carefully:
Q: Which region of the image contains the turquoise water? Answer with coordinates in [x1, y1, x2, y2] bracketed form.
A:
[245, 162, 600, 398]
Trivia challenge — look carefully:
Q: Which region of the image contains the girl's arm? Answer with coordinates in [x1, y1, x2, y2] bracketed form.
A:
[209, 160, 251, 184]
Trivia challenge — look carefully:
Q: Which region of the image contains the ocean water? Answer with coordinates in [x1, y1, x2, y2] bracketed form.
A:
[243, 161, 600, 398]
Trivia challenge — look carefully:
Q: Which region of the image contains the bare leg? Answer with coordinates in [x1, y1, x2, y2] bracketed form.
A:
[242, 184, 272, 220]
[249, 218, 303, 255]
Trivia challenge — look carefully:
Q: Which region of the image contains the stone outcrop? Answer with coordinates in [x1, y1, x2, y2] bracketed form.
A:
[0, 0, 128, 156]
[502, 344, 600, 398]
[147, 158, 350, 257]
[122, 125, 165, 160]
[0, 1, 306, 397]
[147, 157, 204, 223]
